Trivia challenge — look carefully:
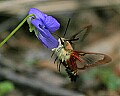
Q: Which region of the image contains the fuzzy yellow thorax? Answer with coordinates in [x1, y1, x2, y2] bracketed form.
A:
[52, 38, 73, 62]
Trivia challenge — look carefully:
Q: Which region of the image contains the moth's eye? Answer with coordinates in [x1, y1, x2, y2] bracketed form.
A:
[61, 40, 64, 45]
[60, 38, 64, 45]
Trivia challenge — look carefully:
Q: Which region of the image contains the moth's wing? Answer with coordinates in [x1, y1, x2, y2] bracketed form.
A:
[69, 25, 92, 49]
[74, 51, 112, 69]
[70, 25, 92, 42]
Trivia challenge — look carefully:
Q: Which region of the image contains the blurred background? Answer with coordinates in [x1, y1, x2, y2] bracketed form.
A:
[0, 0, 120, 96]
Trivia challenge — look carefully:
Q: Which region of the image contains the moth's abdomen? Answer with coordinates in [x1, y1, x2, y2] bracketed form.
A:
[65, 67, 79, 82]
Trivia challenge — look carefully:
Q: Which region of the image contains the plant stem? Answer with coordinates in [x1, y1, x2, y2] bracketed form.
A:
[0, 14, 35, 48]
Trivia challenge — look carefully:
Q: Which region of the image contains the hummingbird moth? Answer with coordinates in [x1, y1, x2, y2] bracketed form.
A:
[52, 19, 112, 82]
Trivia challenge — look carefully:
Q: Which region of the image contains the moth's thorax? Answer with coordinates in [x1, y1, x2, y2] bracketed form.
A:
[52, 38, 72, 62]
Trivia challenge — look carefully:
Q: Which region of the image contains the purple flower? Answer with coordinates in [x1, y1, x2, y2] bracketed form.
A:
[27, 8, 60, 49]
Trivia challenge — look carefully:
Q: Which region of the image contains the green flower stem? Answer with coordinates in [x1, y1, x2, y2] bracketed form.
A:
[0, 14, 35, 48]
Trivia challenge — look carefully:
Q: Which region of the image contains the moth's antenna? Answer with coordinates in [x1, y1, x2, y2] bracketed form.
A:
[54, 33, 61, 38]
[63, 18, 71, 38]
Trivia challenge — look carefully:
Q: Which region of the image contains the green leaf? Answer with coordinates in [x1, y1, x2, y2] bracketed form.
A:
[0, 81, 15, 96]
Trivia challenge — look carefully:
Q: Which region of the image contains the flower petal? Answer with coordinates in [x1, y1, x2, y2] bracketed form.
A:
[44, 16, 60, 33]
[37, 30, 59, 49]
[31, 19, 48, 37]
[28, 8, 47, 21]
[28, 8, 60, 33]
[31, 19, 58, 49]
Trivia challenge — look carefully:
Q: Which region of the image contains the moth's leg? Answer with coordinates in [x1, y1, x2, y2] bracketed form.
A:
[58, 61, 62, 72]
[54, 56, 58, 64]
[51, 51, 55, 58]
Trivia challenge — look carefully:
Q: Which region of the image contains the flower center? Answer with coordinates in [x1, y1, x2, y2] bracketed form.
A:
[39, 24, 45, 29]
